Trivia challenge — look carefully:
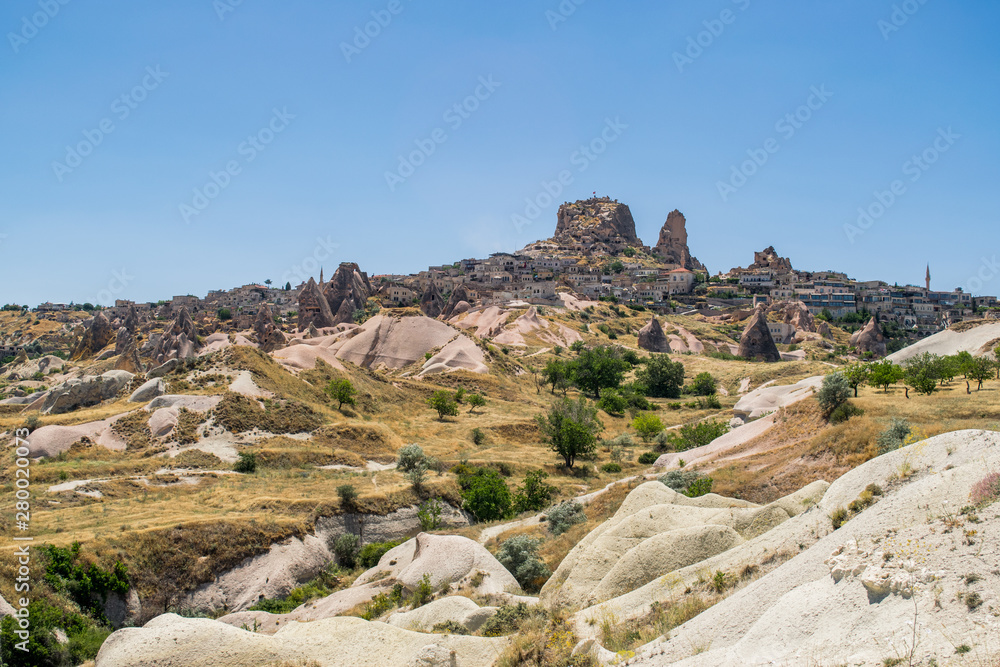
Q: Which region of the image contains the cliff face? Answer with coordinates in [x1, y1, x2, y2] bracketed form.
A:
[553, 198, 640, 247]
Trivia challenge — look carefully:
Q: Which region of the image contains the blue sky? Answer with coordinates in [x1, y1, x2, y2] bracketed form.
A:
[1, 0, 998, 306]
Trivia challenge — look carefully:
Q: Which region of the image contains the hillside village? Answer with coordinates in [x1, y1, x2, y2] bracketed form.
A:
[20, 198, 997, 364]
[1, 198, 999, 667]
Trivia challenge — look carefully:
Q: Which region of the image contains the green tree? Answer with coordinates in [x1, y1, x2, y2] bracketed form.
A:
[461, 469, 513, 521]
[218, 308, 232, 321]
[632, 412, 664, 442]
[427, 390, 459, 420]
[467, 393, 486, 413]
[689, 372, 717, 396]
[867, 359, 902, 393]
[536, 397, 603, 468]
[966, 357, 993, 390]
[542, 359, 572, 394]
[817, 372, 851, 418]
[512, 470, 557, 514]
[572, 346, 630, 398]
[995, 346, 1000, 379]
[636, 355, 685, 399]
[326, 378, 357, 409]
[841, 363, 871, 398]
[284, 281, 292, 291]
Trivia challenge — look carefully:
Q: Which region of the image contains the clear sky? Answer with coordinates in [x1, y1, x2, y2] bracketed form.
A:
[2, 0, 998, 306]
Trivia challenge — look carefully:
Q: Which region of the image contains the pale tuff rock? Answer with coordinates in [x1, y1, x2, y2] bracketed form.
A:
[253, 303, 285, 353]
[40, 370, 135, 415]
[419, 281, 445, 318]
[826, 540, 943, 599]
[440, 284, 473, 320]
[554, 197, 640, 248]
[151, 307, 200, 364]
[297, 277, 337, 330]
[324, 262, 372, 326]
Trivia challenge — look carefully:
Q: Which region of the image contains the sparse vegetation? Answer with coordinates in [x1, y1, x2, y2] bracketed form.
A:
[495, 535, 550, 592]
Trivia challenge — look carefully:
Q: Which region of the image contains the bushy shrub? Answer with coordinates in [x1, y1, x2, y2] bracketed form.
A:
[495, 535, 550, 592]
[331, 533, 360, 568]
[397, 444, 426, 472]
[410, 573, 433, 608]
[601, 462, 622, 473]
[233, 451, 257, 473]
[829, 402, 864, 425]
[659, 469, 700, 492]
[546, 501, 586, 536]
[336, 484, 358, 509]
[461, 469, 513, 522]
[597, 388, 628, 416]
[632, 412, 664, 442]
[479, 602, 542, 637]
[830, 507, 849, 529]
[683, 477, 713, 498]
[817, 373, 851, 418]
[689, 372, 717, 396]
[876, 418, 911, 456]
[601, 433, 634, 448]
[637, 451, 659, 465]
[513, 470, 557, 514]
[970, 472, 1000, 507]
[417, 498, 444, 531]
[658, 420, 729, 452]
[471, 427, 487, 445]
[358, 540, 402, 569]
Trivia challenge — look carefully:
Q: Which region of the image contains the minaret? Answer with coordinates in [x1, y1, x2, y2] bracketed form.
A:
[319, 267, 324, 285]
[925, 264, 931, 291]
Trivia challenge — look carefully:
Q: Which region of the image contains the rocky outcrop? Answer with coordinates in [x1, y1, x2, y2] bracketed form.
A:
[419, 282, 444, 318]
[253, 304, 285, 353]
[40, 371, 135, 415]
[769, 300, 816, 333]
[553, 197, 640, 251]
[737, 306, 781, 362]
[113, 329, 143, 374]
[297, 278, 337, 331]
[817, 321, 832, 338]
[114, 327, 132, 355]
[441, 284, 473, 320]
[123, 304, 141, 334]
[150, 308, 199, 364]
[654, 210, 705, 271]
[637, 317, 672, 353]
[324, 262, 371, 326]
[129, 378, 166, 403]
[749, 246, 792, 273]
[71, 312, 114, 360]
[4, 354, 64, 381]
[851, 316, 887, 358]
[333, 298, 356, 327]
